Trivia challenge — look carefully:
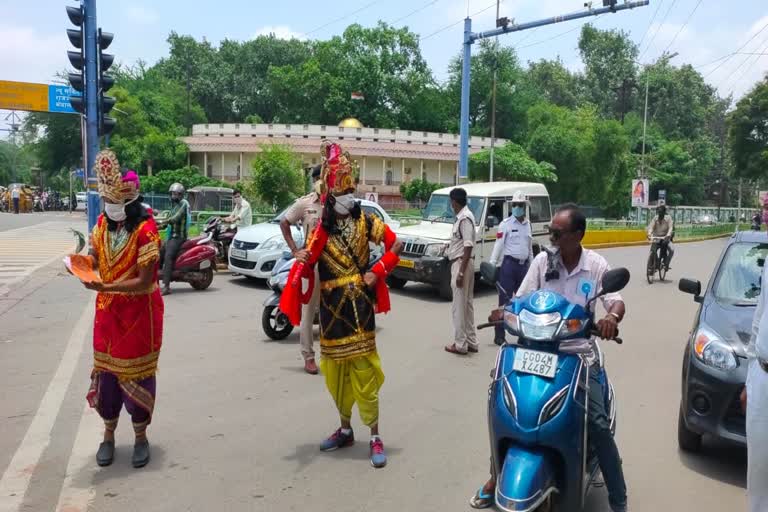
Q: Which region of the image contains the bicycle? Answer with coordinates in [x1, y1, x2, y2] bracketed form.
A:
[647, 236, 670, 284]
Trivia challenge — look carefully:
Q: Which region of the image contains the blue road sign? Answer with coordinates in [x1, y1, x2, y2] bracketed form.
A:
[74, 168, 84, 178]
[48, 84, 81, 114]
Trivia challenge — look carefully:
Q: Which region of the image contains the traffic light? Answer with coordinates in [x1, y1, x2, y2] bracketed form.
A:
[65, 5, 85, 114]
[97, 29, 116, 136]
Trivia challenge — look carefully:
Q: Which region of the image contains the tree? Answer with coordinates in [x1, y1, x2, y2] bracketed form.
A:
[727, 76, 768, 181]
[578, 25, 638, 120]
[245, 144, 304, 209]
[446, 39, 539, 143]
[141, 166, 229, 193]
[526, 58, 583, 109]
[400, 178, 440, 204]
[469, 142, 557, 183]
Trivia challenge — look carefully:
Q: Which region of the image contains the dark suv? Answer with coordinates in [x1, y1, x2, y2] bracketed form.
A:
[677, 231, 767, 452]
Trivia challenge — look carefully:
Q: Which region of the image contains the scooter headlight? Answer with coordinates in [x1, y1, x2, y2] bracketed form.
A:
[557, 318, 587, 338]
[519, 310, 562, 341]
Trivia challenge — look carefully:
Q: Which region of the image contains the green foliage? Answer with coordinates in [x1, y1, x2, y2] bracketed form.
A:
[245, 144, 304, 209]
[141, 166, 230, 193]
[399, 178, 440, 203]
[728, 76, 768, 180]
[469, 142, 557, 183]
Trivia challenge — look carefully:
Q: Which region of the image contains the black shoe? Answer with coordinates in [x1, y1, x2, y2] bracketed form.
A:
[132, 440, 151, 468]
[96, 441, 114, 467]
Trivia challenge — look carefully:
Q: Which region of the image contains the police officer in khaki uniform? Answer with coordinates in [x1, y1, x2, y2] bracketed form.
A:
[444, 187, 478, 355]
[280, 165, 323, 374]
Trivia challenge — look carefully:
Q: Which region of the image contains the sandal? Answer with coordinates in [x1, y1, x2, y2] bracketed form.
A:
[445, 344, 468, 355]
[469, 487, 494, 509]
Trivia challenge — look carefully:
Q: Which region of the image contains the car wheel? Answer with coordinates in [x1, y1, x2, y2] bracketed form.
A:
[678, 405, 702, 452]
[387, 275, 407, 290]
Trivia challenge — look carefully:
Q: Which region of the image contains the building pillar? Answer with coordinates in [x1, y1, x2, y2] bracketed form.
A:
[438, 161, 442, 184]
[420, 159, 424, 181]
[362, 156, 367, 185]
[221, 153, 225, 181]
[382, 158, 386, 185]
[239, 152, 243, 181]
[401, 158, 405, 184]
[203, 152, 208, 177]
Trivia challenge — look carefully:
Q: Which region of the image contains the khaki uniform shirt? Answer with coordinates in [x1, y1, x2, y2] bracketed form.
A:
[446, 206, 476, 261]
[284, 192, 323, 242]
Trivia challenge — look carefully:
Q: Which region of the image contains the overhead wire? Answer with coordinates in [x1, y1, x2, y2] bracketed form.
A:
[389, 0, 440, 26]
[661, 0, 703, 55]
[636, 0, 665, 51]
[420, 1, 501, 41]
[638, 0, 678, 61]
[305, 0, 382, 36]
[721, 35, 768, 94]
[703, 19, 768, 78]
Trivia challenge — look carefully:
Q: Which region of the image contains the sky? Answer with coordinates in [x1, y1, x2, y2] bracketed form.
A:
[1, 0, 767, 134]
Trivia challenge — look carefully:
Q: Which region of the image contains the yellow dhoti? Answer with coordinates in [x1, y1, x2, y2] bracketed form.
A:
[320, 352, 385, 427]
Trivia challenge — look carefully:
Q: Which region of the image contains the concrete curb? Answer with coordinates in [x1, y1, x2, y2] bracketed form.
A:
[584, 232, 733, 250]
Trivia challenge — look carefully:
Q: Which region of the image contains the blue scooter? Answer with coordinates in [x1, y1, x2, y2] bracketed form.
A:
[479, 266, 630, 512]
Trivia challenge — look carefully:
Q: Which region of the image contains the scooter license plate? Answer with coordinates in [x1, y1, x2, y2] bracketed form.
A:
[231, 248, 247, 259]
[512, 348, 558, 378]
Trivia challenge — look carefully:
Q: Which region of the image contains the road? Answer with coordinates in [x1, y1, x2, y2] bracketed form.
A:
[0, 231, 747, 512]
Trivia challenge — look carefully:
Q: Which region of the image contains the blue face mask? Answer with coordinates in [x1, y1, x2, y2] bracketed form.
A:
[512, 206, 526, 218]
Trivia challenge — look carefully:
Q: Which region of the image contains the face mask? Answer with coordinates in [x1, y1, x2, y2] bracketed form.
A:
[512, 206, 525, 218]
[234, 197, 242, 206]
[314, 181, 323, 195]
[105, 202, 126, 222]
[333, 193, 356, 215]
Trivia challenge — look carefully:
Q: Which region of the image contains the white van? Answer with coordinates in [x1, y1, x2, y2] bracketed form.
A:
[390, 182, 552, 299]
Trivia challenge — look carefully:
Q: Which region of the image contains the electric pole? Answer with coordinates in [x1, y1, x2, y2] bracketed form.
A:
[489, 0, 500, 182]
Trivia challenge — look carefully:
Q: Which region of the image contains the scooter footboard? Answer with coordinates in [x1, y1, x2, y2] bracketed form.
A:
[496, 446, 558, 512]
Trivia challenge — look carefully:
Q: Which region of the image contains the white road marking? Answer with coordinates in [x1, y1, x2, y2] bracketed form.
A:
[54, 404, 101, 512]
[0, 297, 94, 512]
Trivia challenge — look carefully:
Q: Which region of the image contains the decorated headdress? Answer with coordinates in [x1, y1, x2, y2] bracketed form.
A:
[319, 141, 357, 197]
[95, 150, 139, 204]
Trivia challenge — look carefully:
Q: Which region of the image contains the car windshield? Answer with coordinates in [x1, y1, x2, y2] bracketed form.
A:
[270, 207, 291, 224]
[713, 242, 768, 305]
[422, 194, 485, 224]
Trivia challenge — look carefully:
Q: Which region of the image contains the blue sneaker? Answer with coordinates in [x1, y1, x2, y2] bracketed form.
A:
[370, 437, 387, 468]
[320, 428, 354, 452]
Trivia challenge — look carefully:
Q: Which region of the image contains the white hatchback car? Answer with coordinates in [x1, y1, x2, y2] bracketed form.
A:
[228, 199, 400, 280]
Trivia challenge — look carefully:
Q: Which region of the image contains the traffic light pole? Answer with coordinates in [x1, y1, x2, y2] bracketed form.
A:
[83, 0, 100, 232]
[458, 0, 650, 179]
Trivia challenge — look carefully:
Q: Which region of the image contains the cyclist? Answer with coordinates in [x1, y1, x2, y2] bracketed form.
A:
[647, 204, 674, 271]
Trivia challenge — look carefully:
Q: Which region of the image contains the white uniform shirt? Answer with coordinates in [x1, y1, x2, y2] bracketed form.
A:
[517, 248, 624, 361]
[230, 198, 253, 229]
[750, 262, 768, 361]
[490, 216, 533, 265]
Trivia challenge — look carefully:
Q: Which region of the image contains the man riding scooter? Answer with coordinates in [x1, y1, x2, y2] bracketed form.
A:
[223, 190, 252, 232]
[158, 183, 190, 296]
[470, 204, 629, 512]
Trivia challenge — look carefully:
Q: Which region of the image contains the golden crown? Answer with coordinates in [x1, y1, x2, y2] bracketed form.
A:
[320, 141, 357, 196]
[95, 149, 138, 204]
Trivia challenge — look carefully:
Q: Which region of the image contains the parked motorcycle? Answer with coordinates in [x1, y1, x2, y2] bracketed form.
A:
[261, 252, 309, 340]
[478, 267, 630, 512]
[159, 221, 218, 291]
[261, 251, 383, 341]
[202, 217, 236, 266]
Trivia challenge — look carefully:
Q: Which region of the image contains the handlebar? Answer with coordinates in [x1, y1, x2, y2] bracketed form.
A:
[476, 322, 623, 344]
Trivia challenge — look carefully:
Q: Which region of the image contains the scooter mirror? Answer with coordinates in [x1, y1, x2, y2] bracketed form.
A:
[601, 267, 630, 294]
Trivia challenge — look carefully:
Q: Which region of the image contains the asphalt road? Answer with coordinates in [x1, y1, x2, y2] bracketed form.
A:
[0, 236, 748, 512]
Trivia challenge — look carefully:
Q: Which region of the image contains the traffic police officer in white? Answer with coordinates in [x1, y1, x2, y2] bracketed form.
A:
[489, 190, 533, 345]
